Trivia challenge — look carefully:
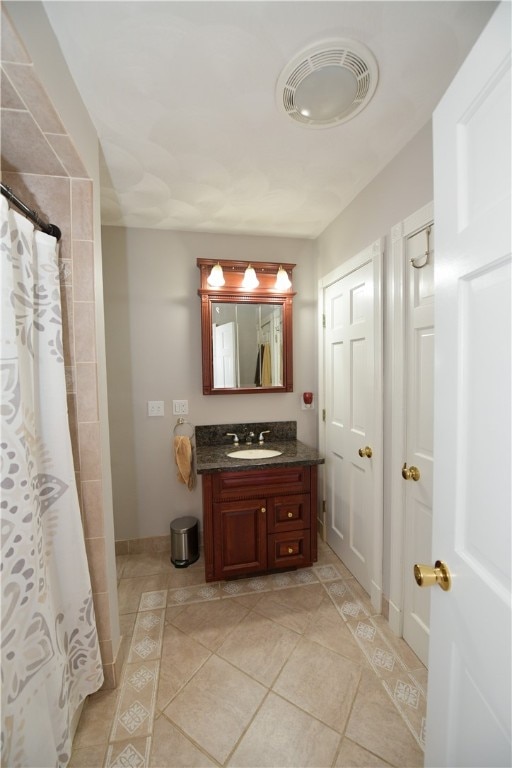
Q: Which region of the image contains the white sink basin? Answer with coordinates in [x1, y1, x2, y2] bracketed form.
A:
[226, 448, 283, 459]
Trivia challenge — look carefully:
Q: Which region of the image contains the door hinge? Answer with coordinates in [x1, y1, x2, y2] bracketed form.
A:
[322, 408, 326, 422]
[322, 314, 326, 328]
[322, 499, 326, 515]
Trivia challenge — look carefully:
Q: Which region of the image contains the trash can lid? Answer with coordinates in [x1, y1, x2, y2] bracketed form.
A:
[171, 515, 198, 533]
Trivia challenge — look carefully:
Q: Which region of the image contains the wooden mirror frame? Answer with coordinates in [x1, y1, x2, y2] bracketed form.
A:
[197, 258, 296, 395]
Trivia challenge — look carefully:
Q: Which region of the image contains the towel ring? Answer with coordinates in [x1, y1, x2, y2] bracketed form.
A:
[173, 417, 195, 438]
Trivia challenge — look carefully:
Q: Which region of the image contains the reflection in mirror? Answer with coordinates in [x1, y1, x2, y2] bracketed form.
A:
[212, 303, 283, 388]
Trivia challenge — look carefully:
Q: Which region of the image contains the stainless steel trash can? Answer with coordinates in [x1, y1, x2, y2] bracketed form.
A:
[170, 516, 199, 568]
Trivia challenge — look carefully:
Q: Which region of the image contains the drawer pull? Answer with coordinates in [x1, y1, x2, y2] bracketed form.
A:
[288, 547, 294, 554]
[261, 507, 266, 514]
[287, 511, 293, 518]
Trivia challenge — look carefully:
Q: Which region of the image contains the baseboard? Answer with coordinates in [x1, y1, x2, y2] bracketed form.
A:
[388, 599, 402, 636]
[370, 580, 382, 614]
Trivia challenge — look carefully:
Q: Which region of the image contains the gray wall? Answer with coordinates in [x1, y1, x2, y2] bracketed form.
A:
[102, 227, 318, 541]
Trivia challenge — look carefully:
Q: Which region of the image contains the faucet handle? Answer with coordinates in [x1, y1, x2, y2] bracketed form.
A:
[226, 432, 239, 445]
[258, 430, 270, 444]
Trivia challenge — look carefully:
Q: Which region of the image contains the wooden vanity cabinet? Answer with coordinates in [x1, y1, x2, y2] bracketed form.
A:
[202, 464, 318, 581]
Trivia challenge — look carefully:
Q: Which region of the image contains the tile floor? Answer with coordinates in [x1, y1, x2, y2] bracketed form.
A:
[70, 539, 426, 767]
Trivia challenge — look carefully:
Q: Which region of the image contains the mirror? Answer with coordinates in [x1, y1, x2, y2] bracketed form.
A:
[197, 259, 295, 395]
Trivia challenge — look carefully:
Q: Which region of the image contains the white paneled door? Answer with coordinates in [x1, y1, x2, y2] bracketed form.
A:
[426, 3, 511, 765]
[321, 240, 383, 610]
[402, 221, 435, 667]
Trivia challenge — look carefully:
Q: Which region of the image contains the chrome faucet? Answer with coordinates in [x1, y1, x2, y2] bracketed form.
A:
[245, 431, 255, 445]
[226, 432, 239, 445]
[258, 430, 270, 445]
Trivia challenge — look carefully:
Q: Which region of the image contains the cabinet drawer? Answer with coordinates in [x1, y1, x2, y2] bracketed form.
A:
[212, 465, 311, 501]
[267, 494, 310, 534]
[268, 530, 312, 569]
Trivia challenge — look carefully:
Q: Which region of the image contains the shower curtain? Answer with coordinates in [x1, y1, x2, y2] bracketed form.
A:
[0, 197, 103, 767]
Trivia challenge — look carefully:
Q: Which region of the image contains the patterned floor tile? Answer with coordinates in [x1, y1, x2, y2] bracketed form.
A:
[167, 583, 221, 605]
[138, 590, 168, 612]
[110, 660, 160, 742]
[345, 617, 407, 679]
[324, 579, 371, 621]
[128, 609, 165, 664]
[382, 670, 427, 750]
[105, 737, 151, 768]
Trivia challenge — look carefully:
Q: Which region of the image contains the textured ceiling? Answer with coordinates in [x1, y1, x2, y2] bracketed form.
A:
[43, 1, 495, 238]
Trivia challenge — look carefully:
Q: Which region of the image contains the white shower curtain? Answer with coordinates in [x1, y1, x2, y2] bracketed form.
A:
[0, 197, 103, 767]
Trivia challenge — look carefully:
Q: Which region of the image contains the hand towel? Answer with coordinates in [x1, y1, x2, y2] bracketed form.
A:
[174, 435, 195, 490]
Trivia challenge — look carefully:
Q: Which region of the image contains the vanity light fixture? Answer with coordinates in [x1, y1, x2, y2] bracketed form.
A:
[207, 262, 225, 287]
[242, 264, 259, 289]
[275, 265, 292, 290]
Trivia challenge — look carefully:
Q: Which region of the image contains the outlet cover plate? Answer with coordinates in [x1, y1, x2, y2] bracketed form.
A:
[148, 400, 164, 417]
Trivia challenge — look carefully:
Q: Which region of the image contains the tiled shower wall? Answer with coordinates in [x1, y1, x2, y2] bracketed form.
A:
[1, 8, 122, 688]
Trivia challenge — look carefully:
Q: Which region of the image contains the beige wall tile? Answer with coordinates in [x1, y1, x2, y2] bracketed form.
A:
[3, 62, 65, 133]
[76, 362, 99, 422]
[100, 662, 117, 691]
[72, 240, 95, 301]
[93, 590, 112, 642]
[67, 393, 80, 470]
[82, 480, 104, 538]
[115, 540, 129, 556]
[1, 8, 30, 64]
[78, 421, 102, 480]
[85, 536, 108, 593]
[46, 133, 88, 178]
[1, 109, 65, 176]
[99, 639, 114, 666]
[72, 179, 93, 240]
[128, 536, 170, 555]
[61, 285, 75, 365]
[1, 67, 24, 107]
[74, 301, 96, 363]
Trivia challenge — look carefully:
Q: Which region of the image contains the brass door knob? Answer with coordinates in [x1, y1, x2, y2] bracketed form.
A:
[414, 560, 451, 591]
[287, 511, 293, 518]
[358, 446, 373, 458]
[261, 507, 266, 514]
[402, 462, 420, 481]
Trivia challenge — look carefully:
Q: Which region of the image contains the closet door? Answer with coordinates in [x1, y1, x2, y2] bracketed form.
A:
[320, 240, 383, 610]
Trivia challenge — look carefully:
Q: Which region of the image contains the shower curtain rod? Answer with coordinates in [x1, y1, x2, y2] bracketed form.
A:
[1, 182, 62, 241]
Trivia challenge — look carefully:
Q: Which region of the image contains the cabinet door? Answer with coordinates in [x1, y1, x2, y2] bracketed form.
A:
[213, 498, 267, 579]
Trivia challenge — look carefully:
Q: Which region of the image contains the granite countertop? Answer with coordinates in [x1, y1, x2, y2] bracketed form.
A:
[195, 439, 324, 474]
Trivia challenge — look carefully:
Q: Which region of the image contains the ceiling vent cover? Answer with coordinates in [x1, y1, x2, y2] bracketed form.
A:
[276, 39, 378, 128]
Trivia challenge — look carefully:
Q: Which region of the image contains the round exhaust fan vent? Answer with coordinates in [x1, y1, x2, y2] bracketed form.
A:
[276, 39, 378, 128]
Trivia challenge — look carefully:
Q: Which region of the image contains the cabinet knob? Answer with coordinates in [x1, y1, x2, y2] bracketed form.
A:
[287, 511, 293, 518]
[261, 507, 266, 514]
[288, 547, 294, 554]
